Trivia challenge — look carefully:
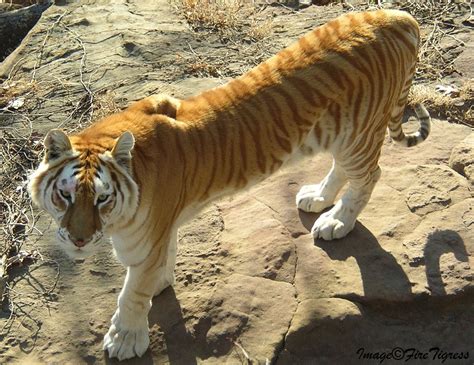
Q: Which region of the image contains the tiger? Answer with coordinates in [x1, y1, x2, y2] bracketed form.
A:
[28, 9, 430, 360]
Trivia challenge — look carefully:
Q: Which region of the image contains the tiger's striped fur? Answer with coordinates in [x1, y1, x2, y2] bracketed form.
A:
[28, 9, 430, 360]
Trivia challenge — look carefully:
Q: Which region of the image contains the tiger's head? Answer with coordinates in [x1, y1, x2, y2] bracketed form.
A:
[28, 129, 139, 258]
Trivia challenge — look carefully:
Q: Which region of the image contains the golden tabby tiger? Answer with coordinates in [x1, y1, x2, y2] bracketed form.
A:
[29, 9, 430, 360]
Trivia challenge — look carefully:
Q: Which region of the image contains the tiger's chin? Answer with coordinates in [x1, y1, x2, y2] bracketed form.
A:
[56, 234, 102, 260]
[62, 245, 98, 260]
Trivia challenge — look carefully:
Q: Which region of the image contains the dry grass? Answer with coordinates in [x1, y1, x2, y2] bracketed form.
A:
[174, 0, 245, 32]
[409, 80, 474, 127]
[171, 0, 273, 42]
[0, 126, 44, 307]
[397, 1, 471, 81]
[396, 0, 470, 24]
[89, 89, 121, 123]
[186, 60, 222, 77]
[246, 18, 273, 42]
[0, 80, 38, 109]
[170, 0, 276, 79]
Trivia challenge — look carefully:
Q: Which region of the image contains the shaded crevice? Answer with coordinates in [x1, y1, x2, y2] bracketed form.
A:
[273, 224, 300, 364]
[246, 196, 301, 364]
[253, 196, 281, 217]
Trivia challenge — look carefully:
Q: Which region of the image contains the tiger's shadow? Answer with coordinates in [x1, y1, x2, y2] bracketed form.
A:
[299, 211, 413, 300]
[299, 210, 469, 301]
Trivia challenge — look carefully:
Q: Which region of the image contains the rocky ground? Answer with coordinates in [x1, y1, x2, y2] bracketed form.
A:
[0, 0, 473, 364]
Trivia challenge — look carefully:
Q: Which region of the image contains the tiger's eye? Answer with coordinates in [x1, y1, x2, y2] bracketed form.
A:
[60, 190, 71, 199]
[97, 193, 109, 203]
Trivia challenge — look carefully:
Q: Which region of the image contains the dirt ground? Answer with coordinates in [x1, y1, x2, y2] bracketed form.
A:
[0, 0, 473, 364]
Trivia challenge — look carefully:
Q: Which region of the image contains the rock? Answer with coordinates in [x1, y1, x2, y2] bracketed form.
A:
[283, 298, 362, 360]
[404, 165, 470, 216]
[218, 197, 297, 283]
[278, 294, 474, 364]
[449, 132, 474, 184]
[202, 274, 296, 363]
[454, 33, 474, 79]
[0, 2, 50, 62]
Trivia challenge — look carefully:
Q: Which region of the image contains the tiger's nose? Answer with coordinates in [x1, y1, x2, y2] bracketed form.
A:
[70, 236, 90, 247]
[74, 239, 86, 247]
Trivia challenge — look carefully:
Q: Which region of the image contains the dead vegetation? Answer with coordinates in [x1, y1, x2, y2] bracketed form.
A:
[0, 80, 38, 109]
[396, 0, 473, 126]
[0, 123, 47, 333]
[409, 80, 474, 127]
[168, 0, 277, 79]
[171, 0, 273, 42]
[340, 0, 473, 126]
[90, 89, 121, 122]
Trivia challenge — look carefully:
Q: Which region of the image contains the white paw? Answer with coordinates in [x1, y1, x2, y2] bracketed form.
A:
[296, 184, 333, 213]
[311, 208, 355, 240]
[103, 313, 149, 360]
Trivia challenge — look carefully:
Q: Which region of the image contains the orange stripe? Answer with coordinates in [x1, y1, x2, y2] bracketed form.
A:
[239, 103, 266, 173]
[262, 93, 293, 153]
[313, 123, 322, 145]
[329, 102, 341, 136]
[226, 139, 236, 185]
[262, 92, 291, 141]
[235, 115, 248, 173]
[391, 26, 417, 55]
[202, 127, 219, 197]
[297, 35, 315, 57]
[287, 77, 317, 106]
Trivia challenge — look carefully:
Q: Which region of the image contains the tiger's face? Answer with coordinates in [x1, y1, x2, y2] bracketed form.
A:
[28, 129, 138, 259]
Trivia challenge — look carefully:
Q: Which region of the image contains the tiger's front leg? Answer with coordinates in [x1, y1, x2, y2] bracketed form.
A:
[103, 263, 152, 360]
[103, 231, 177, 360]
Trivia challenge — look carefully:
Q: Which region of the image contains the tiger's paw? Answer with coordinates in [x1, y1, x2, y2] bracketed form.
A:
[103, 313, 149, 360]
[296, 184, 334, 213]
[311, 207, 355, 240]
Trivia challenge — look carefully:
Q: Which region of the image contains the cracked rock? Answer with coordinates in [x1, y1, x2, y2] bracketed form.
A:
[449, 132, 474, 184]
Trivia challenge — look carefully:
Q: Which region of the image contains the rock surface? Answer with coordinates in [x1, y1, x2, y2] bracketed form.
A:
[450, 133, 474, 185]
[0, 1, 473, 364]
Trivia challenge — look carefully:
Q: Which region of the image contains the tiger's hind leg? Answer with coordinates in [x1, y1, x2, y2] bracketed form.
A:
[296, 159, 347, 213]
[311, 164, 382, 240]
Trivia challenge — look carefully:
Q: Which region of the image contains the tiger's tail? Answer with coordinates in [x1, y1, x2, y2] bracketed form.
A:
[387, 59, 431, 148]
[388, 102, 431, 147]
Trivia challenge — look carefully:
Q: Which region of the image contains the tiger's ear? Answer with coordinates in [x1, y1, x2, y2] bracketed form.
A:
[44, 129, 72, 161]
[111, 131, 135, 171]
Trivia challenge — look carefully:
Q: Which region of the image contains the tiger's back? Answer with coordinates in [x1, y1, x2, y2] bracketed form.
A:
[175, 9, 428, 204]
